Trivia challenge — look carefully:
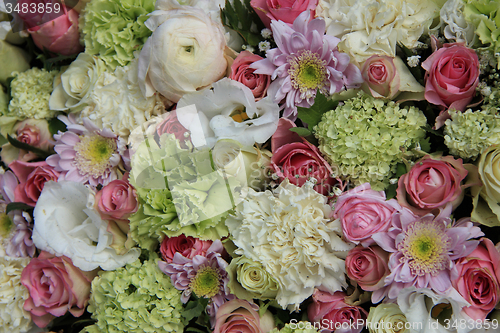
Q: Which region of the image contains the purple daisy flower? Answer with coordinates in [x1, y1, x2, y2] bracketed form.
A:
[158, 239, 234, 322]
[251, 10, 363, 119]
[372, 204, 484, 302]
[46, 115, 126, 187]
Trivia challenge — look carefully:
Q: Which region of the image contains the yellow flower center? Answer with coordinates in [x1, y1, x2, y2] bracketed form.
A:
[190, 266, 221, 299]
[288, 50, 328, 96]
[73, 133, 117, 179]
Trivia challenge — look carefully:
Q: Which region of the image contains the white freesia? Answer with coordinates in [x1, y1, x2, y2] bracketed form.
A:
[439, 0, 476, 47]
[225, 179, 354, 310]
[138, 6, 228, 103]
[316, 0, 439, 62]
[32, 181, 141, 271]
[80, 58, 165, 140]
[0, 254, 32, 333]
[397, 287, 472, 333]
[176, 78, 279, 148]
[49, 53, 108, 112]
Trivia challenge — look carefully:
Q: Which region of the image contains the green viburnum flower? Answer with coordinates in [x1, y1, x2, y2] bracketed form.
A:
[80, 0, 156, 69]
[227, 255, 279, 301]
[444, 109, 500, 160]
[128, 134, 230, 251]
[269, 322, 319, 333]
[464, 0, 500, 52]
[84, 254, 185, 333]
[6, 68, 58, 120]
[314, 93, 427, 190]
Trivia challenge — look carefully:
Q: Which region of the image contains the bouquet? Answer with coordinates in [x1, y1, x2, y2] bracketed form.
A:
[0, 0, 500, 332]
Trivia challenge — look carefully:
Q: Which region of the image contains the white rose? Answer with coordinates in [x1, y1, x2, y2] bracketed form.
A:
[367, 303, 409, 333]
[138, 7, 228, 103]
[49, 53, 108, 112]
[32, 181, 141, 271]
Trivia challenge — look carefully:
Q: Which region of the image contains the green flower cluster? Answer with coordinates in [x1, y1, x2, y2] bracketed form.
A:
[129, 134, 229, 251]
[80, 0, 156, 69]
[6, 68, 58, 119]
[84, 255, 185, 333]
[464, 0, 500, 52]
[314, 93, 427, 190]
[444, 109, 500, 160]
[269, 322, 319, 333]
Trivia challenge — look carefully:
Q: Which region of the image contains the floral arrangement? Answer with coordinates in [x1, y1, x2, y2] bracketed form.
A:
[1, 0, 500, 332]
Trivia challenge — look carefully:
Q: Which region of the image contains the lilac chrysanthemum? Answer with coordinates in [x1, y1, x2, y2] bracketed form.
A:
[372, 205, 484, 302]
[46, 115, 126, 187]
[158, 240, 234, 323]
[251, 10, 363, 119]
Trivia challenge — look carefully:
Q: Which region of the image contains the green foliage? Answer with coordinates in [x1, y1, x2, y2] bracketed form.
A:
[221, 0, 266, 46]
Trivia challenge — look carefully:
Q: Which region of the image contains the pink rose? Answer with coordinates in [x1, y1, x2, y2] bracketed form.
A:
[334, 183, 402, 245]
[396, 155, 471, 216]
[250, 0, 318, 28]
[156, 110, 191, 148]
[270, 118, 341, 196]
[213, 299, 275, 333]
[453, 238, 500, 320]
[95, 174, 138, 221]
[160, 234, 212, 263]
[21, 251, 96, 328]
[345, 245, 390, 292]
[308, 290, 367, 333]
[361, 55, 399, 99]
[9, 160, 59, 207]
[421, 43, 479, 128]
[18, 0, 82, 55]
[230, 51, 270, 101]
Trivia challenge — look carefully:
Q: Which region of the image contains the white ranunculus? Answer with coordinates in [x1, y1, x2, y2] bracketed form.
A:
[176, 78, 279, 148]
[49, 53, 108, 112]
[397, 287, 472, 333]
[32, 181, 140, 272]
[80, 58, 165, 140]
[316, 0, 439, 62]
[0, 255, 32, 333]
[439, 0, 477, 47]
[225, 179, 354, 310]
[138, 6, 228, 103]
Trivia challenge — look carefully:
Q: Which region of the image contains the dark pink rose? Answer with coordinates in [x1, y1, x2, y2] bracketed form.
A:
[156, 110, 191, 148]
[345, 245, 390, 291]
[421, 43, 479, 128]
[250, 0, 318, 28]
[453, 238, 500, 321]
[213, 299, 274, 333]
[9, 160, 59, 206]
[270, 118, 341, 196]
[230, 51, 270, 101]
[21, 251, 96, 328]
[308, 290, 367, 333]
[361, 55, 399, 99]
[160, 234, 212, 263]
[334, 183, 401, 245]
[18, 0, 83, 55]
[95, 174, 138, 221]
[397, 155, 472, 216]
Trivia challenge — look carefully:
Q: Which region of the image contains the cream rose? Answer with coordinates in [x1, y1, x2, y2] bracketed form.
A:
[138, 6, 228, 103]
[472, 145, 500, 227]
[367, 303, 408, 333]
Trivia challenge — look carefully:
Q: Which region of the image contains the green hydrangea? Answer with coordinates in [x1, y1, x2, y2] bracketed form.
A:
[7, 68, 58, 119]
[269, 322, 319, 333]
[444, 109, 500, 160]
[84, 254, 185, 333]
[314, 93, 427, 190]
[129, 134, 229, 251]
[464, 0, 500, 52]
[80, 0, 156, 69]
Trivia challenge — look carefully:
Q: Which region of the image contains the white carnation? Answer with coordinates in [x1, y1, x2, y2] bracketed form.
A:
[81, 58, 165, 140]
[439, 0, 476, 47]
[225, 180, 354, 310]
[0, 255, 32, 333]
[316, 0, 439, 62]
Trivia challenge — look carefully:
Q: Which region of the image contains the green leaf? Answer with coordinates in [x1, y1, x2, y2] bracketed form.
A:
[7, 135, 51, 159]
[385, 184, 397, 200]
[423, 124, 444, 138]
[297, 91, 339, 131]
[6, 202, 34, 214]
[258, 300, 272, 317]
[181, 297, 209, 323]
[289, 127, 312, 137]
[419, 137, 431, 153]
[395, 163, 407, 178]
[221, 0, 265, 47]
[48, 117, 67, 135]
[0, 134, 7, 146]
